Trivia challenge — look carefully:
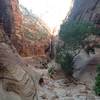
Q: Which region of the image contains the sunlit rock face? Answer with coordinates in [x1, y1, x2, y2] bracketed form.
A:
[11, 0, 22, 33]
[0, 0, 51, 57]
[12, 5, 51, 57]
[68, 0, 100, 23]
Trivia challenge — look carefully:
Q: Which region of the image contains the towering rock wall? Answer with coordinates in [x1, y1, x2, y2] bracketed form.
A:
[0, 0, 39, 100]
[68, 0, 100, 23]
[0, 0, 51, 58]
[65, 0, 100, 78]
[12, 5, 52, 57]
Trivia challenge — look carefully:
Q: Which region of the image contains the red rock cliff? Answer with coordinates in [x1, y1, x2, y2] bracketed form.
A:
[0, 0, 52, 58]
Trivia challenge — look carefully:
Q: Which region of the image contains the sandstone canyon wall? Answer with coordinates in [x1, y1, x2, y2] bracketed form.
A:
[12, 4, 51, 57]
[0, 0, 39, 100]
[0, 0, 51, 58]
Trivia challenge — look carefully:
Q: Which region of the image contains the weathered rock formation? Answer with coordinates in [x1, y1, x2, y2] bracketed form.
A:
[11, 0, 22, 33]
[0, 41, 38, 100]
[68, 0, 100, 23]
[12, 5, 51, 57]
[0, 0, 39, 100]
[0, 0, 52, 57]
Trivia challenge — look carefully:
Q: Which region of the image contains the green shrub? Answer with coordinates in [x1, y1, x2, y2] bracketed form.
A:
[56, 21, 94, 76]
[94, 65, 100, 96]
[48, 67, 55, 78]
[59, 21, 95, 53]
[56, 21, 99, 76]
[56, 46, 73, 75]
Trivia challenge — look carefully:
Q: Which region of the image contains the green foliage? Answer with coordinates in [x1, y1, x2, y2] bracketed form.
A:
[25, 31, 47, 41]
[56, 46, 73, 75]
[56, 21, 98, 76]
[94, 65, 100, 96]
[59, 21, 95, 51]
[48, 67, 55, 77]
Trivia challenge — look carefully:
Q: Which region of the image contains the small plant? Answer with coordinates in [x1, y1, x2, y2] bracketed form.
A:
[94, 64, 100, 96]
[48, 66, 55, 78]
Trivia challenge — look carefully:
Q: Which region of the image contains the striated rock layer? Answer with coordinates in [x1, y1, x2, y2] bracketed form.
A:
[0, 0, 52, 58]
[12, 5, 51, 57]
[0, 0, 39, 100]
[0, 41, 38, 100]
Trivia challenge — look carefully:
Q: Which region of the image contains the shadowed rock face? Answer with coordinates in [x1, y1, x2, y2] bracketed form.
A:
[66, 0, 100, 78]
[0, 0, 15, 36]
[68, 0, 100, 23]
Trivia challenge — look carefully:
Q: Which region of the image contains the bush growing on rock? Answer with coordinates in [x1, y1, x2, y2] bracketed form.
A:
[94, 64, 100, 96]
[59, 21, 96, 55]
[56, 21, 98, 76]
[56, 46, 73, 75]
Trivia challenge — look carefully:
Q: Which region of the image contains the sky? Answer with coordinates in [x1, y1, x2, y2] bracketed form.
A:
[19, 0, 72, 33]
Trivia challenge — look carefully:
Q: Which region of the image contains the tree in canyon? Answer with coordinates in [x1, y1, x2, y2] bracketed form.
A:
[56, 21, 97, 75]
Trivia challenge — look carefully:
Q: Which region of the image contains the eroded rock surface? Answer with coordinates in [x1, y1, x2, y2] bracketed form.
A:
[0, 42, 39, 100]
[0, 0, 39, 99]
[12, 5, 52, 57]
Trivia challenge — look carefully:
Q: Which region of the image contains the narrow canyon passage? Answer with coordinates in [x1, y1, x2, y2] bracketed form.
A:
[0, 0, 100, 100]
